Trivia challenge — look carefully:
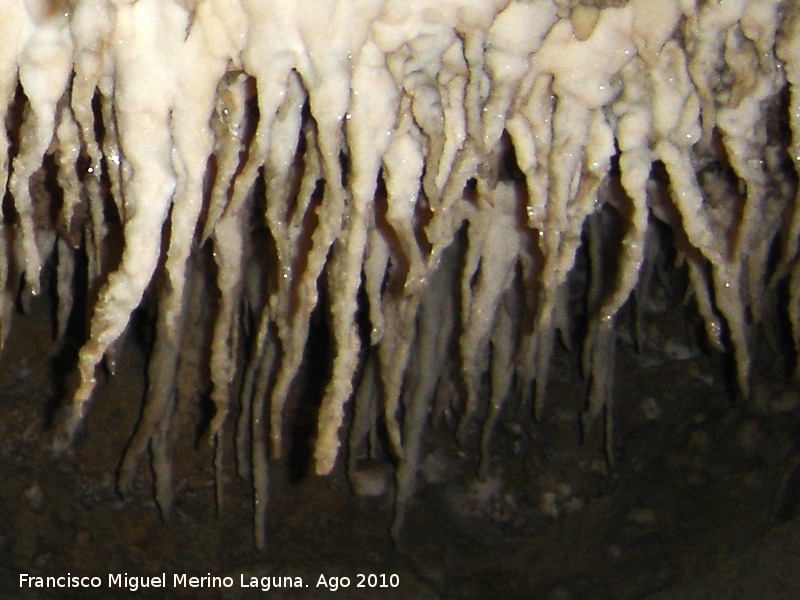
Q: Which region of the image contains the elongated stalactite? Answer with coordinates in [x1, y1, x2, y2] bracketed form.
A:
[0, 0, 798, 548]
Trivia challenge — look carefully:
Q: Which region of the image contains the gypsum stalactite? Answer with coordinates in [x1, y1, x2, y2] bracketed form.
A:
[0, 0, 797, 549]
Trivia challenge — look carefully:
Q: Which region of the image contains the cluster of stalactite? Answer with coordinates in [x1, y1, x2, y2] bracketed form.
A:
[0, 0, 798, 548]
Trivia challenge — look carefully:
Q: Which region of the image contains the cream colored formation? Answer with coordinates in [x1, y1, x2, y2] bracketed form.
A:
[0, 0, 797, 547]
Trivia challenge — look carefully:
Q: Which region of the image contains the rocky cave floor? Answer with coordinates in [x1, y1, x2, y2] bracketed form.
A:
[0, 263, 799, 600]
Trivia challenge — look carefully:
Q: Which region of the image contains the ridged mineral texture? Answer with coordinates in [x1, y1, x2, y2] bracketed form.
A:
[0, 0, 797, 547]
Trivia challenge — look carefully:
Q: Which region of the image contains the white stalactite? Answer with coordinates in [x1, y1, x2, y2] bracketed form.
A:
[0, 0, 791, 548]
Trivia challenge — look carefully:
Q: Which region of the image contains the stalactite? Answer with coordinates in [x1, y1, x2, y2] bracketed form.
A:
[315, 39, 394, 476]
[0, 0, 793, 550]
[391, 243, 457, 541]
[55, 237, 74, 341]
[69, 0, 111, 284]
[348, 354, 380, 486]
[479, 284, 519, 479]
[56, 0, 178, 452]
[11, 2, 72, 298]
[458, 182, 522, 440]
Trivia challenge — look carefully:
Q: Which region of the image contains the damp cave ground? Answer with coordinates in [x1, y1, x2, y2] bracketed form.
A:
[0, 256, 798, 600]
